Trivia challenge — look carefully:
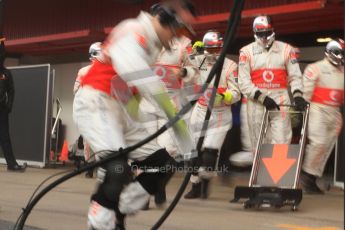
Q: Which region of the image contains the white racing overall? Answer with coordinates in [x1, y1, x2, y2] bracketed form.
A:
[302, 58, 344, 177]
[238, 40, 303, 151]
[190, 53, 240, 180]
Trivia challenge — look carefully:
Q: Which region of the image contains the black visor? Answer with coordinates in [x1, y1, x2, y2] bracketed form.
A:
[255, 30, 273, 39]
[332, 49, 344, 57]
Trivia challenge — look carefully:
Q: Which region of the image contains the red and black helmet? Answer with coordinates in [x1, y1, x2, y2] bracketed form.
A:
[202, 30, 223, 49]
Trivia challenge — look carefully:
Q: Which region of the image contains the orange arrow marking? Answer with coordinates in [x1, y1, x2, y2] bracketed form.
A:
[262, 144, 296, 184]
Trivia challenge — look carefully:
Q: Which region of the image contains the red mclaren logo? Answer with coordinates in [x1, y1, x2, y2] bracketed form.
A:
[290, 52, 298, 60]
[239, 54, 247, 63]
[233, 70, 238, 77]
[330, 90, 340, 102]
[305, 70, 313, 79]
[135, 33, 147, 50]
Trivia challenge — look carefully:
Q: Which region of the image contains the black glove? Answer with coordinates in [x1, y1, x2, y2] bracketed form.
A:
[254, 91, 280, 110]
[263, 96, 280, 110]
[294, 96, 308, 111]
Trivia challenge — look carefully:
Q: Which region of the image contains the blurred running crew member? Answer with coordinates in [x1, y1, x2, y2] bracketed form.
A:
[139, 34, 198, 207]
[73, 1, 196, 229]
[300, 38, 344, 194]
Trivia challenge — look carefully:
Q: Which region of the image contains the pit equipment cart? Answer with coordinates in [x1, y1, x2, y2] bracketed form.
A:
[230, 105, 310, 211]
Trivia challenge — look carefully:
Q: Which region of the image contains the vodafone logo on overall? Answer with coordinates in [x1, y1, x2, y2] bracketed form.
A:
[263, 70, 274, 83]
[252, 68, 286, 89]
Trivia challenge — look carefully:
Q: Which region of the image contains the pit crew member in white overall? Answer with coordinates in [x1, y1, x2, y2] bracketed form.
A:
[73, 1, 196, 229]
[184, 30, 241, 199]
[74, 42, 102, 178]
[300, 38, 344, 194]
[238, 15, 307, 157]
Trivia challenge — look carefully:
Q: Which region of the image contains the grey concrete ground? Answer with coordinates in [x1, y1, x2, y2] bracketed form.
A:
[0, 165, 343, 230]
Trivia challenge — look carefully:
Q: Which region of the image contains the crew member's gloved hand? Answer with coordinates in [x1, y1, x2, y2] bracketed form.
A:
[293, 90, 309, 111]
[214, 89, 233, 107]
[294, 96, 308, 111]
[222, 91, 233, 105]
[171, 67, 187, 79]
[178, 67, 187, 78]
[254, 90, 280, 110]
[263, 96, 280, 110]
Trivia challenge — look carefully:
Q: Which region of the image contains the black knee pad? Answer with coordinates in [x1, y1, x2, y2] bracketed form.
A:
[136, 172, 160, 195]
[132, 148, 176, 195]
[157, 156, 177, 193]
[131, 148, 173, 169]
[92, 154, 132, 210]
[201, 148, 218, 171]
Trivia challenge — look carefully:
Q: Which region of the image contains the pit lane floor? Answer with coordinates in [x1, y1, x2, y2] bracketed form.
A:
[0, 165, 343, 230]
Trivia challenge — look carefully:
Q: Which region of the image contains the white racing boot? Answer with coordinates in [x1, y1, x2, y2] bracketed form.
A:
[87, 200, 116, 230]
[119, 181, 151, 215]
[229, 151, 254, 167]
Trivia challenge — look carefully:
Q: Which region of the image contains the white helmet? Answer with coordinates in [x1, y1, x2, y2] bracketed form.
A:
[88, 42, 102, 60]
[202, 30, 223, 49]
[253, 15, 275, 49]
[325, 38, 344, 66]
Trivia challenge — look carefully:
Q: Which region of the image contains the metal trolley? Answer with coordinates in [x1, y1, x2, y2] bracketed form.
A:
[231, 105, 310, 211]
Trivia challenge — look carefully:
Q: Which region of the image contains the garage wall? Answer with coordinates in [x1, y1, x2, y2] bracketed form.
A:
[6, 58, 88, 146]
[5, 58, 19, 66]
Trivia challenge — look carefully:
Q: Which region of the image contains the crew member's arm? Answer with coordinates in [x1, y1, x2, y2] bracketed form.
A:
[73, 65, 91, 95]
[302, 63, 319, 102]
[238, 48, 259, 100]
[284, 44, 307, 110]
[238, 48, 279, 110]
[108, 31, 194, 152]
[224, 59, 241, 105]
[179, 48, 199, 83]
